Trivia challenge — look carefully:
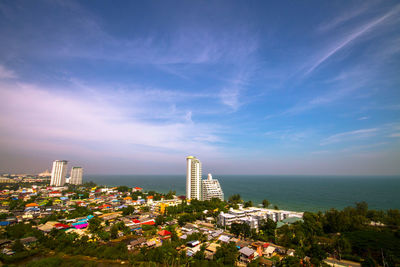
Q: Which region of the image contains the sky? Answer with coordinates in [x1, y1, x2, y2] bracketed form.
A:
[0, 0, 399, 175]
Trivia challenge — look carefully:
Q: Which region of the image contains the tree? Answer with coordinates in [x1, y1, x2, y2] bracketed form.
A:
[279, 256, 301, 267]
[117, 186, 130, 192]
[259, 218, 277, 239]
[88, 217, 103, 234]
[12, 239, 25, 252]
[355, 201, 368, 217]
[262, 199, 270, 208]
[110, 225, 118, 239]
[230, 222, 251, 238]
[228, 194, 242, 204]
[122, 205, 135, 216]
[244, 200, 253, 208]
[333, 235, 351, 260]
[155, 215, 165, 226]
[215, 242, 239, 265]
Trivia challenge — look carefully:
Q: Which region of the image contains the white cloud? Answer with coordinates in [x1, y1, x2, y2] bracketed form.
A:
[0, 81, 224, 158]
[306, 4, 400, 75]
[0, 65, 16, 79]
[320, 128, 378, 146]
[358, 116, 369, 120]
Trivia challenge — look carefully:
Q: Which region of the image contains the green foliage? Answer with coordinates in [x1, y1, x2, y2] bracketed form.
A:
[88, 217, 103, 234]
[12, 239, 25, 252]
[178, 213, 197, 226]
[4, 223, 42, 240]
[256, 218, 277, 241]
[214, 242, 238, 265]
[155, 215, 166, 226]
[262, 199, 270, 208]
[67, 206, 93, 219]
[279, 256, 301, 267]
[230, 222, 251, 238]
[165, 190, 176, 200]
[140, 206, 150, 212]
[0, 212, 11, 219]
[344, 230, 400, 265]
[82, 181, 97, 188]
[244, 200, 253, 208]
[117, 185, 130, 192]
[9, 198, 25, 210]
[26, 256, 98, 267]
[0, 249, 40, 264]
[121, 205, 135, 215]
[228, 194, 242, 204]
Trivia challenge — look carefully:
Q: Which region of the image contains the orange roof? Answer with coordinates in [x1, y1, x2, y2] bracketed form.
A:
[25, 203, 38, 207]
[141, 220, 155, 225]
[158, 230, 171, 236]
[124, 197, 132, 200]
[147, 196, 153, 199]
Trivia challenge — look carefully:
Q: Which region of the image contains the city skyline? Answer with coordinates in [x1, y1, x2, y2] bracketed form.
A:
[0, 1, 400, 175]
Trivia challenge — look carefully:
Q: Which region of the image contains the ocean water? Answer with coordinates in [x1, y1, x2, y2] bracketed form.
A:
[84, 175, 400, 212]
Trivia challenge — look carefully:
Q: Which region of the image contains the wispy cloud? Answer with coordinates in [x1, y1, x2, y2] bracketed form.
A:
[264, 129, 313, 142]
[320, 128, 378, 146]
[305, 4, 400, 75]
[358, 116, 369, 120]
[219, 70, 255, 111]
[316, 2, 373, 33]
[0, 80, 224, 158]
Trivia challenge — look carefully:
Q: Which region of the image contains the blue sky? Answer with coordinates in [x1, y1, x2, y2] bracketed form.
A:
[0, 0, 399, 175]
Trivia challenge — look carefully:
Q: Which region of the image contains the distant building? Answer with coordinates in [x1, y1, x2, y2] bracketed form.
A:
[186, 156, 202, 200]
[38, 169, 51, 177]
[0, 177, 16, 183]
[70, 167, 83, 185]
[50, 160, 68, 186]
[132, 187, 143, 192]
[201, 173, 224, 201]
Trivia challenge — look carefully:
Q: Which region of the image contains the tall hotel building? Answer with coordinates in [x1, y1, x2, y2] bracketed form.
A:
[202, 173, 224, 201]
[50, 160, 68, 186]
[70, 167, 83, 185]
[186, 156, 202, 200]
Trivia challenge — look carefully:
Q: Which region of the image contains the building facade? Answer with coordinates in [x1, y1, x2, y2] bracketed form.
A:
[50, 160, 68, 186]
[217, 207, 303, 229]
[201, 173, 224, 201]
[70, 167, 83, 185]
[186, 156, 202, 200]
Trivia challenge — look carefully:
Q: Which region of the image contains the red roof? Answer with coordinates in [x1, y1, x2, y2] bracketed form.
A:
[50, 191, 61, 194]
[134, 187, 142, 190]
[158, 230, 171, 236]
[132, 219, 141, 223]
[141, 220, 155, 226]
[55, 223, 70, 229]
[263, 243, 269, 248]
[147, 196, 153, 199]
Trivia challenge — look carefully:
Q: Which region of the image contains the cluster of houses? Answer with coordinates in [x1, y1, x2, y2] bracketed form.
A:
[126, 219, 298, 266]
[0, 183, 310, 265]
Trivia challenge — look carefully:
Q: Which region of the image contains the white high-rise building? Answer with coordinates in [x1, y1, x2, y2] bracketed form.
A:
[186, 156, 202, 200]
[50, 160, 68, 186]
[70, 167, 83, 185]
[202, 173, 224, 201]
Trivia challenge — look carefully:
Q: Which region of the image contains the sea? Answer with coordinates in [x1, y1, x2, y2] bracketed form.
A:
[84, 175, 400, 212]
